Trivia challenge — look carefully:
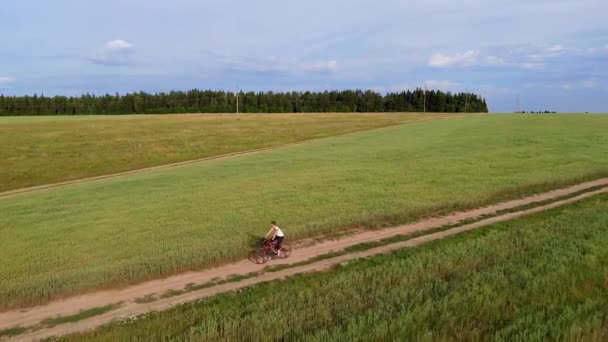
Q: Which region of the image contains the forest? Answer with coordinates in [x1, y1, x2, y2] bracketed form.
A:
[0, 89, 488, 115]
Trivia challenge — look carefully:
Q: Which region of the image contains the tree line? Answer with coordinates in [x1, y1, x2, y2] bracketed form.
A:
[0, 89, 488, 116]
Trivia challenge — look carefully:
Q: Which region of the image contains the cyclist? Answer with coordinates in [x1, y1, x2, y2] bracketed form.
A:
[265, 221, 285, 256]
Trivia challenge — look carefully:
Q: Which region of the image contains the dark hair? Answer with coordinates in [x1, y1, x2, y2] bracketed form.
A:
[271, 221, 277, 225]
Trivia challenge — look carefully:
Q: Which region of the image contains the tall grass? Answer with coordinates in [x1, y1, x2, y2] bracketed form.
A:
[60, 194, 608, 341]
[1, 115, 607, 311]
[0, 113, 437, 191]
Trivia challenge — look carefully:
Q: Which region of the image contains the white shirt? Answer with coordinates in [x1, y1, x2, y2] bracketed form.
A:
[272, 225, 284, 237]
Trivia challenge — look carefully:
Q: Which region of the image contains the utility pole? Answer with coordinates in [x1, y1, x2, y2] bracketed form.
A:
[423, 83, 426, 114]
[464, 88, 468, 113]
[516, 95, 521, 113]
[235, 85, 239, 115]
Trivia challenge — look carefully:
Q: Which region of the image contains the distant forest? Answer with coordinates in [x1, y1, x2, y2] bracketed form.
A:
[0, 89, 488, 115]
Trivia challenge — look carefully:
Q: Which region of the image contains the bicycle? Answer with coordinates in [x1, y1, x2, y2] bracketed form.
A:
[249, 238, 292, 264]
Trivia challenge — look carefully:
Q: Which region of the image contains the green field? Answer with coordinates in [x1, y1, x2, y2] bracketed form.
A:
[1, 115, 608, 311]
[0, 113, 437, 192]
[61, 194, 608, 341]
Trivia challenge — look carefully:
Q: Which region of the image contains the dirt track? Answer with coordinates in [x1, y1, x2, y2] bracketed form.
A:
[2, 178, 607, 341]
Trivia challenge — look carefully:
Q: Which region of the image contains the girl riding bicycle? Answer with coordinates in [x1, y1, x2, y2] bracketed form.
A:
[265, 221, 285, 256]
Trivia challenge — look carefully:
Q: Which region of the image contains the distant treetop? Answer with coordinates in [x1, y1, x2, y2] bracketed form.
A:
[0, 89, 488, 116]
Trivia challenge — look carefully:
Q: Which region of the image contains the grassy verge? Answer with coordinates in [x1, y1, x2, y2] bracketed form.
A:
[133, 295, 156, 304]
[59, 194, 608, 341]
[0, 326, 28, 338]
[40, 303, 123, 328]
[1, 114, 607, 311]
[120, 184, 608, 305]
[0, 113, 441, 192]
[0, 303, 123, 338]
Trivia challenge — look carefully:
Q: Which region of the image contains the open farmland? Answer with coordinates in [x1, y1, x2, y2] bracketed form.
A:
[0, 115, 607, 312]
[0, 113, 438, 192]
[59, 193, 608, 341]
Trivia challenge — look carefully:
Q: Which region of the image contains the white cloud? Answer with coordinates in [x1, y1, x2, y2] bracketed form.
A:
[222, 55, 337, 75]
[549, 44, 564, 53]
[424, 80, 462, 92]
[477, 84, 514, 95]
[302, 60, 337, 72]
[485, 56, 506, 66]
[510, 44, 568, 68]
[0, 77, 16, 84]
[584, 47, 597, 55]
[0, 77, 16, 89]
[581, 44, 608, 56]
[522, 62, 545, 70]
[371, 83, 414, 93]
[372, 81, 464, 94]
[88, 39, 134, 66]
[561, 79, 601, 91]
[106, 39, 132, 50]
[581, 79, 600, 89]
[428, 50, 479, 68]
[527, 54, 544, 62]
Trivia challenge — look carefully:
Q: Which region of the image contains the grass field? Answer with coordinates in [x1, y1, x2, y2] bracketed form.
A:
[0, 113, 440, 192]
[1, 115, 608, 311]
[60, 194, 608, 341]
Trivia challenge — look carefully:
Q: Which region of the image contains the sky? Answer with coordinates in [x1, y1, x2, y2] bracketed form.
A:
[1, 0, 607, 112]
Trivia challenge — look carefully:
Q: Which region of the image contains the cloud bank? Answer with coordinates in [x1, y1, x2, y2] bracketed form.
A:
[88, 39, 134, 66]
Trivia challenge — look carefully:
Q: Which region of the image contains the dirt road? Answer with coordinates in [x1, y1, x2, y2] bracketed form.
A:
[1, 178, 607, 341]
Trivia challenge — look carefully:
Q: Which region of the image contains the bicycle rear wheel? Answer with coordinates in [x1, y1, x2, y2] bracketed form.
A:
[249, 249, 269, 264]
[278, 244, 292, 258]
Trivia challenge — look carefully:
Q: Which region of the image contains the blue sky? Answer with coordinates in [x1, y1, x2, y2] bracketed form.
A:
[1, 0, 607, 112]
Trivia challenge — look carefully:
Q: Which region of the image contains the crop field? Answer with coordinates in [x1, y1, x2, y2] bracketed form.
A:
[1, 114, 608, 311]
[0, 112, 436, 192]
[60, 194, 608, 341]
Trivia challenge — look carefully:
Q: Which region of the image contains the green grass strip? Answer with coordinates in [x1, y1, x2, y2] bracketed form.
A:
[40, 303, 123, 328]
[0, 325, 28, 338]
[134, 295, 157, 304]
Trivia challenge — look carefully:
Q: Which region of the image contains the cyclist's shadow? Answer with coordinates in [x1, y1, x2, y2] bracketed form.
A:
[245, 233, 265, 263]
